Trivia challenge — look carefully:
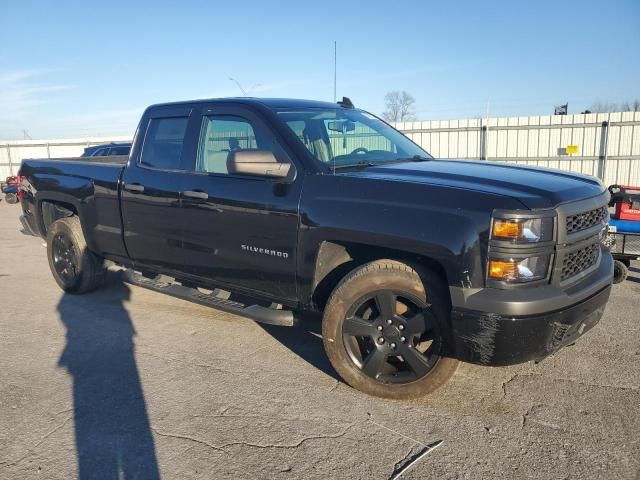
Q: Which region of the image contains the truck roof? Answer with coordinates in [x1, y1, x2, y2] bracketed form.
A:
[148, 97, 348, 110]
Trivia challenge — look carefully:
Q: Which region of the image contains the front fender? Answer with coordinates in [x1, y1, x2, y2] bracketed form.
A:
[297, 174, 526, 305]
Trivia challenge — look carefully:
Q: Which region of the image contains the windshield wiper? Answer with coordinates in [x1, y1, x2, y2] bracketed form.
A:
[331, 160, 377, 170]
[395, 155, 431, 162]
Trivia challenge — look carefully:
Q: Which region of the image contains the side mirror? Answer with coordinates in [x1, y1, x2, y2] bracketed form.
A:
[227, 149, 293, 180]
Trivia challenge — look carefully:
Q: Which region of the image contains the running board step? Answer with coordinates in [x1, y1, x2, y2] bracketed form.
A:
[122, 269, 297, 327]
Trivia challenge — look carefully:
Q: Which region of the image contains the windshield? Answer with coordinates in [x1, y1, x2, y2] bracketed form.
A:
[275, 108, 431, 168]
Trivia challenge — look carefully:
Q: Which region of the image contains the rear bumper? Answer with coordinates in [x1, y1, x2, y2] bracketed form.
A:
[449, 253, 613, 366]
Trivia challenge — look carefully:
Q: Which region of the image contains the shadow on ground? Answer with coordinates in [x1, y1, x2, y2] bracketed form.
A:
[259, 313, 341, 381]
[57, 274, 160, 479]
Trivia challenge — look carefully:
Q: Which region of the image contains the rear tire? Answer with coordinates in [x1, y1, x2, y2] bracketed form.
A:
[613, 259, 628, 284]
[46, 216, 106, 293]
[322, 259, 458, 399]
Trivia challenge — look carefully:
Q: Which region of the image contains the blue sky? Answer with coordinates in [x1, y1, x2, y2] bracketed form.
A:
[1, 0, 639, 139]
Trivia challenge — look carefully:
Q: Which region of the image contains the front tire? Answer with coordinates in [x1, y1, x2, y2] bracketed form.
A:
[46, 216, 106, 293]
[613, 259, 628, 284]
[322, 260, 458, 399]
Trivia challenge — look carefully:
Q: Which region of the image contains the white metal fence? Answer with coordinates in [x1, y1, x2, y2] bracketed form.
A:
[2, 112, 639, 185]
[0, 136, 131, 179]
[395, 111, 640, 186]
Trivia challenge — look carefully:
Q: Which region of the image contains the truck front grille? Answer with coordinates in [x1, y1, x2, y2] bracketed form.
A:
[560, 242, 600, 281]
[566, 206, 607, 235]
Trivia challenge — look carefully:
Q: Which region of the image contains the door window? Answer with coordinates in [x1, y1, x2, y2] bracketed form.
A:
[140, 117, 189, 170]
[196, 115, 264, 174]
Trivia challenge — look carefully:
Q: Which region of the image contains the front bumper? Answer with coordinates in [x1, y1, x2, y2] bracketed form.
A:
[449, 253, 613, 366]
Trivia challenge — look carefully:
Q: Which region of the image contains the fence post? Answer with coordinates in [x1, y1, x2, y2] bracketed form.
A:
[597, 120, 609, 180]
[6, 144, 14, 176]
[479, 123, 488, 160]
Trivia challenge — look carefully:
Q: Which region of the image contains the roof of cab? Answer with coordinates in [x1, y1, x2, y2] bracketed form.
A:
[147, 97, 347, 111]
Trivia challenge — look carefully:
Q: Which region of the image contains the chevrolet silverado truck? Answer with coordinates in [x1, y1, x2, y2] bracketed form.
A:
[18, 97, 613, 399]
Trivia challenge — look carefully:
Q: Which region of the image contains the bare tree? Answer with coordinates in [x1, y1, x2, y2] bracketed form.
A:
[621, 100, 640, 112]
[589, 101, 619, 113]
[589, 100, 640, 113]
[382, 91, 416, 122]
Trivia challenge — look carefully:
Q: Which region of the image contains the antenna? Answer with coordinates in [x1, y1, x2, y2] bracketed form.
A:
[333, 41, 337, 102]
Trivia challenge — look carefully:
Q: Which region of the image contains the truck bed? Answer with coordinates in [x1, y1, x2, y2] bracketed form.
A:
[19, 157, 127, 260]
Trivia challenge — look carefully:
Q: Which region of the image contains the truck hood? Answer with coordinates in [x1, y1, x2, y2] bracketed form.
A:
[342, 159, 605, 209]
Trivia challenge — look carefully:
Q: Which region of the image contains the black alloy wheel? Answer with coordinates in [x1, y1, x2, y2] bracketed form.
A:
[342, 289, 442, 383]
[51, 233, 79, 286]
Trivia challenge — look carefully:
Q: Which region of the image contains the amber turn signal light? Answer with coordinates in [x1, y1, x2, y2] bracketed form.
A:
[492, 220, 522, 239]
[488, 260, 518, 279]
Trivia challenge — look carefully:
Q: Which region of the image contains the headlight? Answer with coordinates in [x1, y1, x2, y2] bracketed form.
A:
[491, 217, 554, 243]
[488, 255, 551, 283]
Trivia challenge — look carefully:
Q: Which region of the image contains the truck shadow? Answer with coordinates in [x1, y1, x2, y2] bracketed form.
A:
[258, 312, 341, 381]
[56, 274, 160, 480]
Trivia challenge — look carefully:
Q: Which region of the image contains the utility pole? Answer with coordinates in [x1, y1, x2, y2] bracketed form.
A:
[333, 41, 337, 102]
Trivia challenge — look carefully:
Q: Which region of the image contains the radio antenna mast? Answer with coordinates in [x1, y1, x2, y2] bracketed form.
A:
[333, 41, 337, 102]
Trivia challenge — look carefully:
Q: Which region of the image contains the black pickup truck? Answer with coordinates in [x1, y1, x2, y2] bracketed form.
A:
[19, 97, 613, 399]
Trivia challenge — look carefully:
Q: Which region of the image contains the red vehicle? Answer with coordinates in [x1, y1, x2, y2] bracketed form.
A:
[1, 175, 25, 204]
[607, 184, 640, 283]
[609, 184, 640, 221]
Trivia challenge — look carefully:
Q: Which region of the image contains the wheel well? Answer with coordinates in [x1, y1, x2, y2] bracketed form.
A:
[40, 200, 78, 233]
[311, 241, 450, 309]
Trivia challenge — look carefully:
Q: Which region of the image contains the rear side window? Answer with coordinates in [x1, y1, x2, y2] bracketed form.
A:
[140, 117, 188, 170]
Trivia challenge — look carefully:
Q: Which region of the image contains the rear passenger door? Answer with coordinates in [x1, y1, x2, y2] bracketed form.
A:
[120, 106, 192, 272]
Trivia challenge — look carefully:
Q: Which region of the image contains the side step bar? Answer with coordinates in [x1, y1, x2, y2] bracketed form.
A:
[122, 269, 297, 327]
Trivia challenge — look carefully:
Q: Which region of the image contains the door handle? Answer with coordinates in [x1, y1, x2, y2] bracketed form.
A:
[124, 183, 145, 193]
[182, 190, 209, 200]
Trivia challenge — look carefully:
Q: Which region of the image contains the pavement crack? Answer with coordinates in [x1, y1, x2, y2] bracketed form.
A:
[152, 422, 359, 455]
[388, 440, 443, 480]
[521, 403, 542, 429]
[137, 350, 238, 375]
[367, 414, 428, 447]
[219, 422, 358, 450]
[555, 377, 638, 391]
[501, 372, 536, 398]
[328, 379, 340, 393]
[152, 428, 228, 455]
[246, 345, 271, 358]
[1, 415, 73, 467]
